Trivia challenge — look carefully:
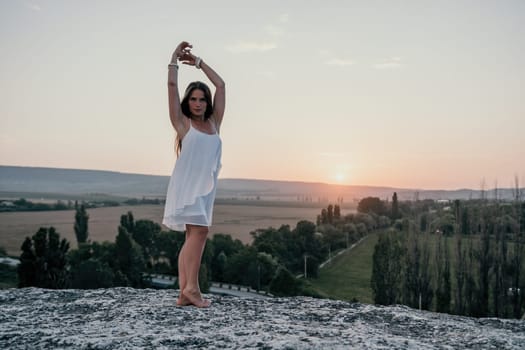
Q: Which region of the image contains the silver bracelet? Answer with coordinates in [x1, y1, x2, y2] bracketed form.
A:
[168, 62, 179, 69]
[195, 57, 202, 69]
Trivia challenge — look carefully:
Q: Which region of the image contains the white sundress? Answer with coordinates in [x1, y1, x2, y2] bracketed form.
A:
[162, 120, 222, 231]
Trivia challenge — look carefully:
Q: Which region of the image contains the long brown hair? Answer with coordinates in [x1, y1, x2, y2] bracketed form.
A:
[176, 81, 213, 155]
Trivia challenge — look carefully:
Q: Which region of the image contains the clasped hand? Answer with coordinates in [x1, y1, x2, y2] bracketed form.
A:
[174, 41, 198, 67]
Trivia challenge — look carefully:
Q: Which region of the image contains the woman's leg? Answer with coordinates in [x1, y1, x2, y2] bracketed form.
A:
[182, 224, 210, 307]
[176, 229, 190, 306]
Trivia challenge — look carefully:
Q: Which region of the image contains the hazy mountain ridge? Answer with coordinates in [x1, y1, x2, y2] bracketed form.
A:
[0, 165, 521, 201]
[1, 288, 524, 349]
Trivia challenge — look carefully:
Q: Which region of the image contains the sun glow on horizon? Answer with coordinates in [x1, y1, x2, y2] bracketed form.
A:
[334, 172, 345, 183]
[330, 163, 352, 185]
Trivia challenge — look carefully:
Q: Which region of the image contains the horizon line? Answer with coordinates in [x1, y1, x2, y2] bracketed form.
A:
[1, 164, 523, 193]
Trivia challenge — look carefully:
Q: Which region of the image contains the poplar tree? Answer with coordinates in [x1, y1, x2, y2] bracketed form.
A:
[391, 192, 399, 220]
[371, 232, 403, 305]
[115, 225, 144, 287]
[435, 236, 451, 313]
[334, 204, 341, 220]
[327, 204, 334, 224]
[18, 238, 36, 287]
[120, 211, 135, 234]
[74, 202, 89, 244]
[454, 234, 467, 315]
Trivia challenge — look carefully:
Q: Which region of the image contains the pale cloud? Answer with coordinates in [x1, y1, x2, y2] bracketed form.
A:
[24, 2, 41, 11]
[256, 71, 276, 79]
[226, 41, 277, 53]
[279, 14, 289, 23]
[264, 14, 290, 37]
[321, 49, 355, 67]
[264, 24, 284, 37]
[325, 58, 355, 66]
[317, 152, 346, 158]
[373, 57, 403, 69]
[229, 14, 289, 54]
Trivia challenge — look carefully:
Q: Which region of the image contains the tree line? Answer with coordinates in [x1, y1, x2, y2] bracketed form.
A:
[1, 197, 163, 212]
[371, 194, 525, 319]
[16, 200, 386, 296]
[16, 193, 524, 318]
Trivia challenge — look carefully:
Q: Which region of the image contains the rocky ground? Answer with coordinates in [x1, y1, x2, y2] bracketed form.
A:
[1, 287, 524, 349]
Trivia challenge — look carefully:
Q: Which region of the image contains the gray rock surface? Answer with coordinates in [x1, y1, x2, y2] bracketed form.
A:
[1, 287, 524, 349]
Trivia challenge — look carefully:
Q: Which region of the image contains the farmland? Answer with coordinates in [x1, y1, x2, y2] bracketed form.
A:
[0, 201, 334, 256]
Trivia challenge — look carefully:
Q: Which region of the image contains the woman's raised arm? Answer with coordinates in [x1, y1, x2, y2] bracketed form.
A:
[167, 42, 192, 134]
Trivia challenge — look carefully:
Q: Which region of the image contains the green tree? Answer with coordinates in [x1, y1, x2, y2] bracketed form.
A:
[461, 208, 471, 235]
[115, 226, 145, 287]
[251, 224, 304, 274]
[18, 227, 69, 289]
[510, 202, 525, 318]
[215, 250, 228, 282]
[464, 241, 479, 317]
[225, 247, 259, 287]
[256, 252, 279, 290]
[132, 219, 161, 267]
[152, 230, 185, 274]
[454, 235, 467, 315]
[318, 224, 346, 251]
[199, 263, 210, 293]
[46, 227, 70, 288]
[434, 213, 456, 235]
[18, 238, 36, 287]
[120, 211, 135, 234]
[371, 232, 403, 305]
[419, 241, 434, 310]
[358, 197, 387, 216]
[419, 213, 429, 232]
[295, 220, 324, 277]
[435, 236, 451, 313]
[71, 258, 115, 288]
[391, 192, 400, 220]
[327, 204, 334, 224]
[269, 266, 301, 296]
[475, 218, 492, 317]
[68, 241, 117, 289]
[492, 224, 506, 317]
[210, 234, 244, 282]
[334, 204, 341, 220]
[74, 203, 89, 244]
[321, 208, 328, 224]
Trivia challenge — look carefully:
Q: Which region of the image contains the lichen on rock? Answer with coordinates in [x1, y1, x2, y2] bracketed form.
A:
[1, 287, 524, 349]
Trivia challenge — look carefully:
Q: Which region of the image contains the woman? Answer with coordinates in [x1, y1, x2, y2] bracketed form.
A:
[162, 41, 225, 308]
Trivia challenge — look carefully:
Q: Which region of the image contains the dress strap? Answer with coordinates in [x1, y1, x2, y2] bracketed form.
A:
[210, 117, 219, 134]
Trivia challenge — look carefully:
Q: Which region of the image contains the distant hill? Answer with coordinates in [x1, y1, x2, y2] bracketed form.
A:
[0, 165, 521, 201]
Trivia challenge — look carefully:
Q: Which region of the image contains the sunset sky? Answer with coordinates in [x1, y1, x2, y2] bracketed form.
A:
[1, 0, 524, 190]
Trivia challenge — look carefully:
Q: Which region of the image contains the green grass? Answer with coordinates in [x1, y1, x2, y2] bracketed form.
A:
[308, 231, 475, 305]
[308, 231, 519, 308]
[309, 231, 380, 304]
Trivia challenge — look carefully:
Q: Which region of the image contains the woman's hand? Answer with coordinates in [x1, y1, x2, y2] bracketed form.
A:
[172, 41, 192, 62]
[179, 51, 198, 67]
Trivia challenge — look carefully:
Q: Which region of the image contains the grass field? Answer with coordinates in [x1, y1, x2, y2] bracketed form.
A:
[309, 231, 380, 304]
[308, 232, 481, 305]
[0, 202, 336, 256]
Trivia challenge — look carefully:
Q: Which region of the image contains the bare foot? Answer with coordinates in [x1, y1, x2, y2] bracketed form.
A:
[176, 293, 191, 306]
[182, 288, 211, 308]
